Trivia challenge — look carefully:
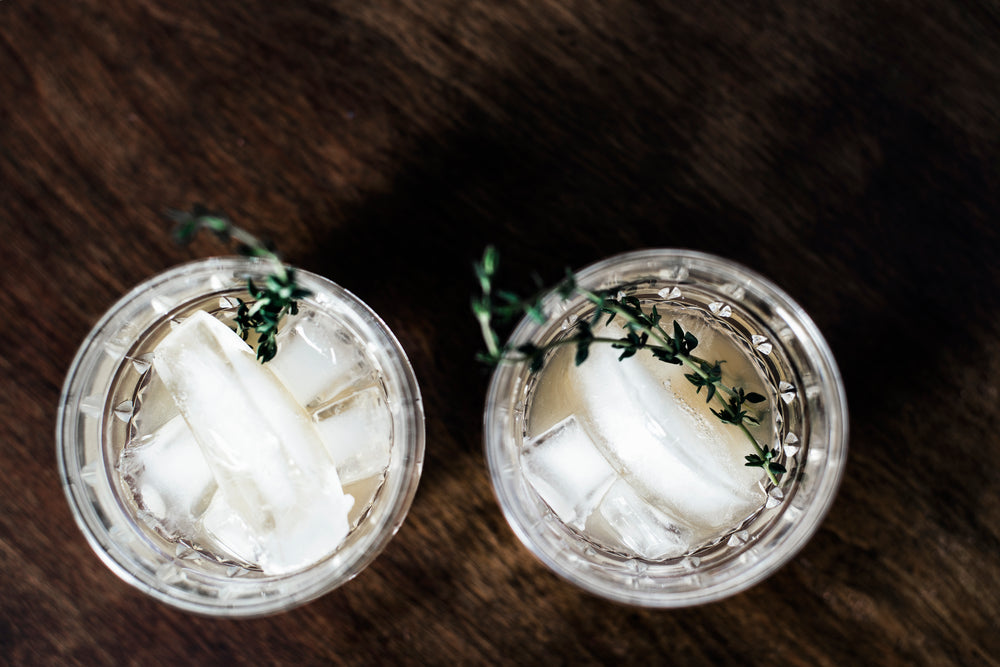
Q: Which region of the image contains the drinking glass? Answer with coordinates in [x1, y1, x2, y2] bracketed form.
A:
[57, 257, 424, 616]
[483, 249, 848, 606]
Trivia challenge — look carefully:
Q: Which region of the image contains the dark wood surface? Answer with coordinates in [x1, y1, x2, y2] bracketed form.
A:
[2, 1, 999, 664]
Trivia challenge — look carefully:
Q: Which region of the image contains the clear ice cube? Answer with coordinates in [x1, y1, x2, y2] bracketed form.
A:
[200, 491, 258, 566]
[521, 416, 617, 530]
[153, 311, 353, 574]
[312, 385, 392, 486]
[593, 479, 692, 560]
[119, 415, 217, 537]
[268, 310, 376, 408]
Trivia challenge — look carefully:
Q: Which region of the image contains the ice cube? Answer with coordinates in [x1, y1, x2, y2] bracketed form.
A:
[200, 491, 258, 565]
[267, 310, 376, 408]
[200, 486, 352, 572]
[569, 324, 764, 536]
[521, 416, 617, 530]
[119, 415, 217, 537]
[594, 479, 692, 560]
[312, 385, 392, 486]
[153, 311, 353, 574]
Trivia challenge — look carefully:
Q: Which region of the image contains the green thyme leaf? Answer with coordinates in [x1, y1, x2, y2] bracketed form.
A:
[167, 205, 311, 363]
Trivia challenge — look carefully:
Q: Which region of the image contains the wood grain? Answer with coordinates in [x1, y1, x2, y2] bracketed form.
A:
[2, 0, 999, 664]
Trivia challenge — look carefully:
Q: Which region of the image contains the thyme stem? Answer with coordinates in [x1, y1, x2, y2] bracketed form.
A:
[474, 246, 784, 487]
[166, 205, 310, 362]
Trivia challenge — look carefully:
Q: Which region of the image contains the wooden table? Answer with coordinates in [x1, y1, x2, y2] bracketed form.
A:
[2, 1, 998, 664]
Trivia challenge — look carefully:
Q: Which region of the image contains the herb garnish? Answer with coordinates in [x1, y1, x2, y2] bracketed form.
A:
[473, 246, 784, 486]
[167, 205, 312, 363]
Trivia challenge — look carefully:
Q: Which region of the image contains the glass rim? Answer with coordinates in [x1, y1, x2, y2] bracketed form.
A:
[56, 256, 425, 617]
[483, 248, 848, 606]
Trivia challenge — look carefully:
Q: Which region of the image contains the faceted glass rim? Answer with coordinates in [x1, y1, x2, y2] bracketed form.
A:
[483, 248, 849, 607]
[56, 257, 425, 617]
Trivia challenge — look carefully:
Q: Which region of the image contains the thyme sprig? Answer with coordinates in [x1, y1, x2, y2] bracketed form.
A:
[473, 246, 784, 486]
[167, 205, 312, 363]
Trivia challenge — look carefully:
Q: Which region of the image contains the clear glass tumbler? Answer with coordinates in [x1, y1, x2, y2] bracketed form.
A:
[57, 257, 424, 616]
[484, 249, 848, 606]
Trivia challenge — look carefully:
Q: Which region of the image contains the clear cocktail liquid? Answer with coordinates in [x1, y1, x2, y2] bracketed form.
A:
[108, 292, 394, 576]
[521, 296, 792, 561]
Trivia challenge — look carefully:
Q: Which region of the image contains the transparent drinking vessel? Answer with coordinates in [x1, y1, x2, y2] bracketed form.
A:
[57, 257, 424, 617]
[483, 249, 848, 606]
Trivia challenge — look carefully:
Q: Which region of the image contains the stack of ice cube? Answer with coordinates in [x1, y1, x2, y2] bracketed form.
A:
[521, 320, 766, 560]
[119, 309, 393, 575]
